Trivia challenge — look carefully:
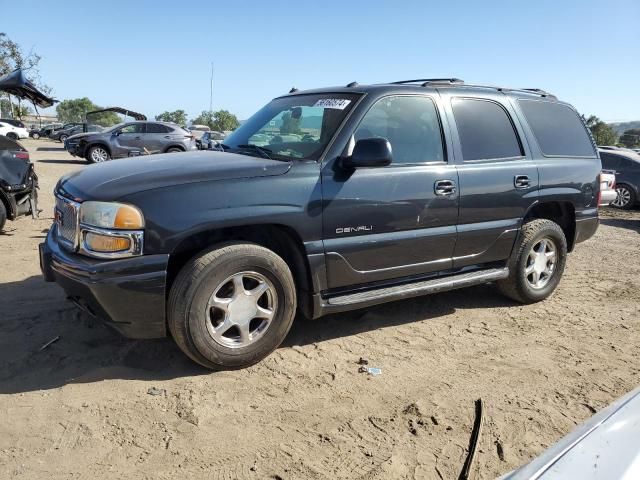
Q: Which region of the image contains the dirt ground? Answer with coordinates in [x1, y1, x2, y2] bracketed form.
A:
[0, 139, 638, 480]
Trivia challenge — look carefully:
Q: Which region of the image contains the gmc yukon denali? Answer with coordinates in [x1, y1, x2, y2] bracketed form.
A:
[40, 79, 602, 369]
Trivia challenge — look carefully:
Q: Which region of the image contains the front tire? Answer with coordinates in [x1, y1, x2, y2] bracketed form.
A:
[168, 243, 297, 370]
[612, 184, 636, 210]
[32, 132, 40, 139]
[6, 132, 17, 140]
[86, 145, 110, 163]
[59, 134, 68, 143]
[497, 219, 567, 304]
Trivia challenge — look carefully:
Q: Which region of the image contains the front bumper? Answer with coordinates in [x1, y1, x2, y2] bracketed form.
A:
[64, 142, 83, 157]
[39, 225, 169, 339]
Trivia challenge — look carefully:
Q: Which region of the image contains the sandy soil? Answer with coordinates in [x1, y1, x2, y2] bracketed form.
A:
[0, 139, 639, 479]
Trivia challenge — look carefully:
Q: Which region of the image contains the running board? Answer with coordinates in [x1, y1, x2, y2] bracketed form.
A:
[325, 268, 509, 307]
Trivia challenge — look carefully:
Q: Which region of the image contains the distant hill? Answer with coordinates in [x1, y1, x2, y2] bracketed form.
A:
[609, 121, 640, 135]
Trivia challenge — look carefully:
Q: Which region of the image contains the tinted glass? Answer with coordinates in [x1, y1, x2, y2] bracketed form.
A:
[452, 98, 522, 161]
[146, 123, 170, 133]
[355, 96, 444, 164]
[599, 153, 620, 170]
[0, 135, 23, 151]
[119, 123, 144, 134]
[518, 100, 596, 157]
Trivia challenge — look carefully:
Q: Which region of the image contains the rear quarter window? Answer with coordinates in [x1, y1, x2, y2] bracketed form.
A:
[518, 100, 596, 157]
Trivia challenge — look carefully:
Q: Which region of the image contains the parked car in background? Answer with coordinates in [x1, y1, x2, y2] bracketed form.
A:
[41, 79, 602, 369]
[197, 130, 225, 150]
[0, 121, 29, 140]
[51, 123, 98, 142]
[0, 118, 26, 129]
[64, 121, 197, 163]
[599, 148, 640, 209]
[32, 123, 63, 139]
[0, 135, 38, 231]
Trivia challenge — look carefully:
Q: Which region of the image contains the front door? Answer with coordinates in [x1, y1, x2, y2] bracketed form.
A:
[322, 95, 459, 290]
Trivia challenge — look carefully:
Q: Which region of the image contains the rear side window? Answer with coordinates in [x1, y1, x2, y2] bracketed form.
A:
[146, 123, 171, 133]
[599, 152, 620, 170]
[452, 98, 523, 161]
[518, 100, 596, 157]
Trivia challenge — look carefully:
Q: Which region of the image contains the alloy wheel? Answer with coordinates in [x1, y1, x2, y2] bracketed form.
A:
[91, 147, 108, 162]
[205, 271, 277, 348]
[524, 237, 557, 289]
[612, 186, 631, 208]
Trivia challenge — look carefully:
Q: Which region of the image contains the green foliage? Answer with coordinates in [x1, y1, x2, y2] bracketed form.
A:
[582, 115, 618, 146]
[280, 111, 302, 135]
[620, 129, 640, 148]
[56, 97, 120, 126]
[0, 98, 31, 118]
[192, 109, 240, 132]
[155, 109, 187, 126]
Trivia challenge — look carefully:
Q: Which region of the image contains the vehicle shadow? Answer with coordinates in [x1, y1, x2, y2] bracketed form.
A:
[37, 159, 86, 165]
[0, 275, 512, 394]
[600, 217, 640, 233]
[36, 147, 66, 152]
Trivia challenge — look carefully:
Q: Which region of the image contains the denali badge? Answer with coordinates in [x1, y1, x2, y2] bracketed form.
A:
[336, 226, 372, 234]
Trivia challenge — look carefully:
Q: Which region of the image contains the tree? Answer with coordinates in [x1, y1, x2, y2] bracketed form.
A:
[0, 98, 31, 118]
[582, 115, 618, 146]
[620, 129, 640, 148]
[155, 109, 187, 126]
[192, 109, 240, 132]
[56, 97, 120, 126]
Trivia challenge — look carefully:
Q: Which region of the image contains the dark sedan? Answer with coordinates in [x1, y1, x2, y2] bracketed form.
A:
[599, 148, 640, 209]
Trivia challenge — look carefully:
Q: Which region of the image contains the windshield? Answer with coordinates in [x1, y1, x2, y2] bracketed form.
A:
[224, 93, 360, 160]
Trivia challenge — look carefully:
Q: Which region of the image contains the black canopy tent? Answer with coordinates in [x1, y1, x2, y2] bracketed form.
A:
[0, 68, 56, 108]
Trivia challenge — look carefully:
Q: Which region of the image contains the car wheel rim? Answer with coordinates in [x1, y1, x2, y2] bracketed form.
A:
[91, 148, 108, 162]
[524, 237, 557, 290]
[205, 271, 277, 349]
[613, 187, 631, 207]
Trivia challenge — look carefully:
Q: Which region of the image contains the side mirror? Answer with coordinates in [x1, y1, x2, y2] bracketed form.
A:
[341, 137, 392, 169]
[113, 130, 121, 136]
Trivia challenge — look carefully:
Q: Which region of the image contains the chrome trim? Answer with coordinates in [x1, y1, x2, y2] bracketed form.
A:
[78, 224, 144, 259]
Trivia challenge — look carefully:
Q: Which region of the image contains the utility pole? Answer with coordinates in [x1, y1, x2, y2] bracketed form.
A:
[209, 62, 214, 114]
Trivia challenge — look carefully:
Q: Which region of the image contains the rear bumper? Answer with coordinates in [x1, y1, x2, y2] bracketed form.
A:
[39, 226, 169, 339]
[574, 213, 599, 245]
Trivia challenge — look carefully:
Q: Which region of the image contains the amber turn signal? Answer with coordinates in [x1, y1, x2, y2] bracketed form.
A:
[85, 232, 131, 252]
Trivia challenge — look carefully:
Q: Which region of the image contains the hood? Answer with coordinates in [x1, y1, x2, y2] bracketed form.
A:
[56, 150, 292, 201]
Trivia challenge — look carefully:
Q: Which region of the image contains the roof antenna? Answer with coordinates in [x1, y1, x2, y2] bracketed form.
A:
[289, 87, 299, 93]
[346, 81, 358, 88]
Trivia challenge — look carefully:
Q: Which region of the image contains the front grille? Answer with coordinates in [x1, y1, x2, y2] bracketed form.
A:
[55, 195, 79, 246]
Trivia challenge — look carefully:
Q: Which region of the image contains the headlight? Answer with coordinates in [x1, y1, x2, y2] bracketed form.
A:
[80, 201, 144, 229]
[78, 201, 144, 259]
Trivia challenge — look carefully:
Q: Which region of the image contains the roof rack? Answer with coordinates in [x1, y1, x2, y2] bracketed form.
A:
[520, 88, 556, 99]
[390, 78, 464, 86]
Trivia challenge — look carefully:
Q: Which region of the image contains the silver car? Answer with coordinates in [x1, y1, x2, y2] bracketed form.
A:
[65, 121, 197, 163]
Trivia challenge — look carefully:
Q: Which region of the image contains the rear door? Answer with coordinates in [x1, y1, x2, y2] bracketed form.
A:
[441, 92, 539, 268]
[113, 123, 145, 157]
[144, 123, 171, 153]
[321, 94, 459, 289]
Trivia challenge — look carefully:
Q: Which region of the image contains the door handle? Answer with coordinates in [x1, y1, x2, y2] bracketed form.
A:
[164, 135, 171, 139]
[514, 175, 530, 189]
[434, 179, 456, 196]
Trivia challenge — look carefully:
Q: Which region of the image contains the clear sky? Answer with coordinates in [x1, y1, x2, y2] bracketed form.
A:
[2, 0, 639, 122]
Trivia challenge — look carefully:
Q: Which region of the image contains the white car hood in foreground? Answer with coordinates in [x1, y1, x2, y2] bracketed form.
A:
[503, 386, 640, 479]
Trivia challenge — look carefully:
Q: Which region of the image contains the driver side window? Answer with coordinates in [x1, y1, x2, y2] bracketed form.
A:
[119, 124, 144, 134]
[354, 96, 445, 164]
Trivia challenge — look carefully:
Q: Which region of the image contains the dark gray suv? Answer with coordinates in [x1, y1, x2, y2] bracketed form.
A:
[65, 121, 197, 163]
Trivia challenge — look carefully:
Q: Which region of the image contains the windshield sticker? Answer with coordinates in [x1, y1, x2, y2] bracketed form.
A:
[313, 99, 352, 110]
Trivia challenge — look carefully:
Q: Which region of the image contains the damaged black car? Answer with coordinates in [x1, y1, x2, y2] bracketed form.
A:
[0, 135, 38, 230]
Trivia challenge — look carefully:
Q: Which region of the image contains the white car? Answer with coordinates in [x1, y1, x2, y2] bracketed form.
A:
[0, 121, 29, 140]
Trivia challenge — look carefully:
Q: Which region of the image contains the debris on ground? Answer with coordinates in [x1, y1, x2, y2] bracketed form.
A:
[357, 357, 369, 365]
[358, 366, 382, 375]
[39, 335, 60, 351]
[147, 387, 166, 396]
[458, 399, 484, 480]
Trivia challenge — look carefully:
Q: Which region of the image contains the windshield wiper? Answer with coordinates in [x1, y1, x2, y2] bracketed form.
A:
[236, 144, 273, 159]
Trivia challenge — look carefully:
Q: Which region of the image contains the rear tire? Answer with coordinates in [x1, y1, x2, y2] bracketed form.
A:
[59, 134, 68, 143]
[497, 219, 567, 304]
[166, 147, 184, 153]
[612, 184, 636, 210]
[0, 201, 6, 231]
[168, 243, 297, 370]
[32, 132, 40, 140]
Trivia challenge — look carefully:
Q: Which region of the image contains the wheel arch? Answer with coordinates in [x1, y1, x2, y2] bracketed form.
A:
[163, 144, 186, 153]
[166, 223, 314, 319]
[523, 201, 576, 251]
